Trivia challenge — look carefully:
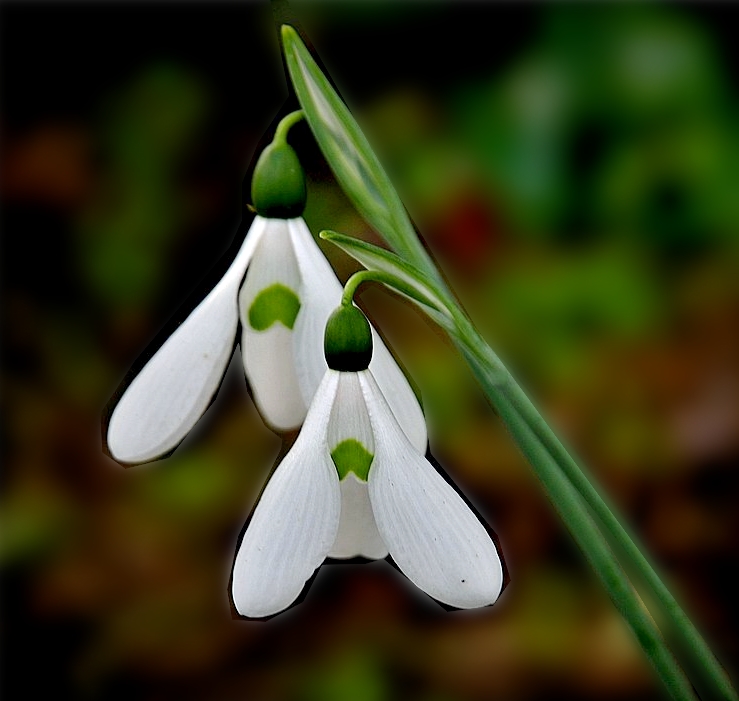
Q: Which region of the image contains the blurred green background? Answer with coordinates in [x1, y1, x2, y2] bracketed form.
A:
[2, 2, 738, 699]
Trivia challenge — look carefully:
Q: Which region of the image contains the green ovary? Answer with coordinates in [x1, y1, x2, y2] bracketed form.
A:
[248, 284, 301, 331]
[330, 439, 374, 482]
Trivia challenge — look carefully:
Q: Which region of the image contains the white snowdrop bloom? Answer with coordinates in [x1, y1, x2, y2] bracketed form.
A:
[106, 115, 425, 464]
[105, 216, 426, 464]
[232, 304, 503, 618]
[231, 367, 504, 619]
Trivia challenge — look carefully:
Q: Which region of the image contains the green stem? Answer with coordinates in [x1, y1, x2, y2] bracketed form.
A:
[274, 109, 305, 145]
[341, 269, 433, 309]
[342, 270, 379, 306]
[457, 340, 699, 701]
[504, 382, 736, 701]
[454, 315, 736, 701]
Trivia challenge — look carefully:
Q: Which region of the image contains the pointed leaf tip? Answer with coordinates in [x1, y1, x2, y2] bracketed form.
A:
[280, 23, 434, 272]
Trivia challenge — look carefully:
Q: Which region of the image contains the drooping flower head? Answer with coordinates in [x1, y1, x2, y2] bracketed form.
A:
[232, 304, 504, 618]
[105, 112, 425, 464]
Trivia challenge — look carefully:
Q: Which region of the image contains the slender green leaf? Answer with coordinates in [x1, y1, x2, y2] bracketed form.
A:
[281, 25, 441, 283]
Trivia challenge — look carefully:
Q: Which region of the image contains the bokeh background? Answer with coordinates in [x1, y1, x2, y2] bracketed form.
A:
[2, 2, 739, 699]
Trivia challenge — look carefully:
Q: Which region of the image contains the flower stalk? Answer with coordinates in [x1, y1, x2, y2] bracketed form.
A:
[273, 109, 304, 145]
[282, 21, 738, 698]
[457, 331, 701, 701]
[456, 310, 737, 701]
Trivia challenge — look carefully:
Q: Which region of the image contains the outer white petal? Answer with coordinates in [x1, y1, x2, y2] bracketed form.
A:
[360, 372, 503, 609]
[232, 371, 341, 618]
[288, 218, 343, 404]
[239, 218, 306, 430]
[107, 218, 267, 464]
[368, 336, 427, 454]
[329, 473, 388, 560]
[288, 218, 427, 452]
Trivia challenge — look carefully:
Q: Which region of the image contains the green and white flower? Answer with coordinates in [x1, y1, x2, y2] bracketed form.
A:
[231, 366, 503, 618]
[106, 215, 426, 464]
[233, 304, 502, 618]
[106, 112, 425, 464]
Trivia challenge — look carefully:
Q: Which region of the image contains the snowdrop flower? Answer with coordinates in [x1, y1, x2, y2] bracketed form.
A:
[232, 305, 503, 618]
[106, 112, 425, 464]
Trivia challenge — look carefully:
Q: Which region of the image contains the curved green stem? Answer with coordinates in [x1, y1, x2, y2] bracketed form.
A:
[342, 270, 416, 307]
[274, 109, 305, 145]
[341, 270, 376, 306]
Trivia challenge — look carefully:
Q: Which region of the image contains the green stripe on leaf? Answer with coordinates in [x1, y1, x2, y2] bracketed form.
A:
[248, 284, 301, 331]
[331, 439, 374, 482]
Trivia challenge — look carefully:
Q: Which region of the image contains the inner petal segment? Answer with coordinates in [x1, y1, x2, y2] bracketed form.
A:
[239, 219, 306, 430]
[329, 472, 388, 560]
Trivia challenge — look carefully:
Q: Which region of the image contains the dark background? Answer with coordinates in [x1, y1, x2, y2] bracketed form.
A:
[2, 2, 739, 699]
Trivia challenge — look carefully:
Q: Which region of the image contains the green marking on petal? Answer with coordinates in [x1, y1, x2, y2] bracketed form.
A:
[330, 439, 374, 482]
[248, 284, 301, 331]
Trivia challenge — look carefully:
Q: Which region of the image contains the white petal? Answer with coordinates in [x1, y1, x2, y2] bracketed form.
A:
[288, 218, 427, 452]
[288, 218, 344, 406]
[361, 372, 503, 609]
[241, 325, 306, 430]
[329, 473, 388, 560]
[369, 337, 427, 454]
[232, 371, 341, 618]
[239, 218, 306, 430]
[107, 218, 267, 464]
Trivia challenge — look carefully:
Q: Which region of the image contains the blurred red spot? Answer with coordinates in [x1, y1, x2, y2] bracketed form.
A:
[430, 195, 501, 275]
[1, 125, 92, 208]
